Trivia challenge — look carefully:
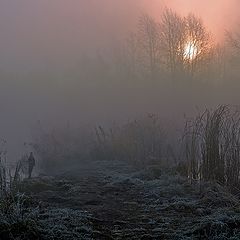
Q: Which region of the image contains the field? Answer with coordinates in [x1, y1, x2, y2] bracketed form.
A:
[1, 159, 240, 240]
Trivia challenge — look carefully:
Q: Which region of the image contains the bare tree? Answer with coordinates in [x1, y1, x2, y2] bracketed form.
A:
[184, 14, 213, 76]
[226, 30, 240, 52]
[225, 30, 240, 76]
[126, 9, 215, 82]
[137, 14, 161, 79]
[125, 32, 139, 78]
[159, 9, 214, 79]
[159, 8, 186, 78]
[209, 44, 227, 82]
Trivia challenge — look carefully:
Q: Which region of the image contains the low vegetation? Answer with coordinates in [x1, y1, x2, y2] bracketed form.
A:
[33, 105, 240, 191]
[0, 156, 39, 239]
[0, 157, 93, 239]
[32, 115, 171, 171]
[92, 115, 165, 166]
[3, 105, 240, 239]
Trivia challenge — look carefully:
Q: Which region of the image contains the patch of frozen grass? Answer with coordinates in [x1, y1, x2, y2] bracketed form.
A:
[0, 193, 40, 239]
[0, 191, 93, 240]
[38, 208, 93, 240]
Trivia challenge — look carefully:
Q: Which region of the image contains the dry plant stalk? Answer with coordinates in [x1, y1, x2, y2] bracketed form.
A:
[184, 105, 240, 187]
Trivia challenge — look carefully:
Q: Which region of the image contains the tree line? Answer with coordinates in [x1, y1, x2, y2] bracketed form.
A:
[117, 8, 239, 84]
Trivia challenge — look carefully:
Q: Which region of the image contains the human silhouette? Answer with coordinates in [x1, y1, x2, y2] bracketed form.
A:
[28, 152, 35, 179]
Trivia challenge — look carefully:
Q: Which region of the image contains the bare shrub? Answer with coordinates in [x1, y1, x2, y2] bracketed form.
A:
[92, 115, 165, 166]
[31, 125, 92, 171]
[32, 115, 167, 170]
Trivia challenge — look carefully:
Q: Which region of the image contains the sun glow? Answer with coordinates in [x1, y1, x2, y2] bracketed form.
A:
[184, 41, 198, 60]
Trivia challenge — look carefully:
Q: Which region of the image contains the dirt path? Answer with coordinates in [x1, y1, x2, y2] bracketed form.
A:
[23, 161, 240, 239]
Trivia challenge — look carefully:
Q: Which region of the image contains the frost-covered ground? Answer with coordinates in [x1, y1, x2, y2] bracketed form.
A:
[8, 160, 240, 239]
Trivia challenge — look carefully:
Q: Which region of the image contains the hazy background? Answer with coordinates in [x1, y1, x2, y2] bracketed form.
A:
[0, 0, 239, 161]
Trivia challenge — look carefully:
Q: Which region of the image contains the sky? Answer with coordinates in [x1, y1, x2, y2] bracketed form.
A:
[0, 0, 239, 72]
[0, 0, 239, 161]
[167, 0, 239, 39]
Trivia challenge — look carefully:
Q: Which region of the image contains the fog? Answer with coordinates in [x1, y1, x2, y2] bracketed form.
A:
[0, 0, 240, 161]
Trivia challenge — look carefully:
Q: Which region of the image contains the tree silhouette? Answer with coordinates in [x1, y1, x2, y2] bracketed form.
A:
[183, 14, 213, 76]
[159, 8, 186, 78]
[137, 14, 161, 79]
[125, 9, 215, 82]
[159, 9, 213, 78]
[226, 31, 240, 52]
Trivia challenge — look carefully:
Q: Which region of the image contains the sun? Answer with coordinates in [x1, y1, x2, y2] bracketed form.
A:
[184, 41, 198, 60]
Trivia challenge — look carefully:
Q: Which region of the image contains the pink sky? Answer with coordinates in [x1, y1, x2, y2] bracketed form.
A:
[0, 0, 239, 72]
[144, 0, 239, 39]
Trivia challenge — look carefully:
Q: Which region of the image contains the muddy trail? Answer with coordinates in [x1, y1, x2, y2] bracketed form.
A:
[22, 161, 240, 240]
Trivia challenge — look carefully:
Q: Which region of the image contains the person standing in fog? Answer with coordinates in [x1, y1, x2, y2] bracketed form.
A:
[28, 152, 35, 179]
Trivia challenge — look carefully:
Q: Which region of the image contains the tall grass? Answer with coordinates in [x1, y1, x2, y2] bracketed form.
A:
[92, 115, 165, 166]
[0, 153, 40, 240]
[184, 105, 240, 187]
[33, 115, 169, 170]
[0, 157, 23, 198]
